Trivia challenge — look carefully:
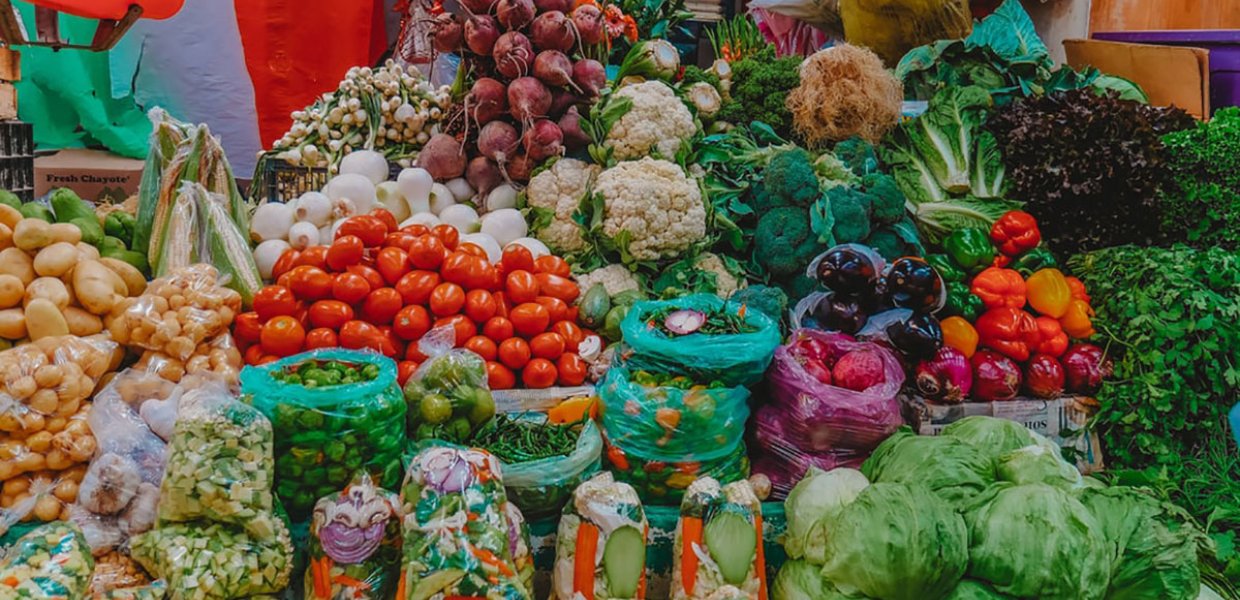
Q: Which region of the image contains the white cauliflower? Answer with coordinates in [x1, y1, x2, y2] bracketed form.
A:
[594, 157, 706, 261]
[695, 252, 746, 298]
[575, 264, 642, 298]
[605, 81, 697, 161]
[525, 158, 600, 253]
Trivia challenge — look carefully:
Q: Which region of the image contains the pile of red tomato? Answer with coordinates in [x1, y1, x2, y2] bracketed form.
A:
[232, 210, 593, 389]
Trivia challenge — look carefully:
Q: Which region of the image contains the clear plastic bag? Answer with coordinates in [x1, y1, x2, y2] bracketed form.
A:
[0, 334, 121, 451]
[241, 349, 407, 519]
[403, 326, 496, 444]
[399, 444, 527, 600]
[303, 474, 401, 600]
[602, 434, 751, 506]
[0, 465, 88, 533]
[134, 333, 243, 385]
[493, 416, 603, 521]
[620, 295, 781, 387]
[747, 440, 865, 501]
[552, 472, 650, 600]
[0, 521, 94, 598]
[108, 264, 242, 362]
[764, 329, 905, 451]
[88, 551, 154, 596]
[671, 478, 767, 600]
[503, 500, 535, 597]
[95, 580, 168, 600]
[131, 519, 294, 600]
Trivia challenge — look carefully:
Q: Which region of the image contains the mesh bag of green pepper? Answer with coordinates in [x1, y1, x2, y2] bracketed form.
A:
[402, 326, 496, 446]
[620, 294, 781, 387]
[157, 380, 281, 539]
[470, 413, 603, 520]
[601, 434, 751, 505]
[241, 349, 407, 519]
[399, 444, 528, 600]
[671, 478, 767, 600]
[551, 472, 650, 600]
[303, 473, 402, 600]
[130, 518, 295, 599]
[0, 521, 94, 599]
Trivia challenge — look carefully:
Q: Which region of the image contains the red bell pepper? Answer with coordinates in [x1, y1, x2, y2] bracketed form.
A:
[971, 267, 1027, 310]
[1034, 316, 1069, 357]
[990, 210, 1042, 256]
[975, 307, 1039, 362]
[1065, 276, 1091, 304]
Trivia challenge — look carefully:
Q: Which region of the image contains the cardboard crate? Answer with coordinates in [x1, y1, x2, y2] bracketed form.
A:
[34, 148, 144, 203]
[905, 395, 1105, 474]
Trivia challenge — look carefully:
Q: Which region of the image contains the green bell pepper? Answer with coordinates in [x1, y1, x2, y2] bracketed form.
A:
[1011, 246, 1059, 277]
[941, 228, 996, 275]
[926, 254, 966, 283]
[943, 281, 985, 321]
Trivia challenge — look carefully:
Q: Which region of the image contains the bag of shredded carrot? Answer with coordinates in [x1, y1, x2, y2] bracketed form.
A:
[552, 472, 650, 600]
[671, 478, 768, 600]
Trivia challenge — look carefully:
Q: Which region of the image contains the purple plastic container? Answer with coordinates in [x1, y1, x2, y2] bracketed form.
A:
[1093, 30, 1240, 115]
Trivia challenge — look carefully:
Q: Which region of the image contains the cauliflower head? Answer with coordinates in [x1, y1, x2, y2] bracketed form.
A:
[525, 158, 600, 253]
[594, 157, 706, 261]
[694, 252, 746, 298]
[575, 264, 642, 298]
[605, 81, 697, 161]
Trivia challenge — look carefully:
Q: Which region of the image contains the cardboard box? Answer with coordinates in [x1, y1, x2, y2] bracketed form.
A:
[905, 395, 1105, 474]
[34, 149, 144, 204]
[1064, 38, 1211, 118]
[0, 47, 18, 120]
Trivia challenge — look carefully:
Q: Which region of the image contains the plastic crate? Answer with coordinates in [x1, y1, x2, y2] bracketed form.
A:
[0, 121, 33, 201]
[260, 158, 405, 204]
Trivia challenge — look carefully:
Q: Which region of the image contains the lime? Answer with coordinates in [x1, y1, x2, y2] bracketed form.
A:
[420, 394, 453, 424]
[446, 417, 472, 441]
[466, 389, 496, 426]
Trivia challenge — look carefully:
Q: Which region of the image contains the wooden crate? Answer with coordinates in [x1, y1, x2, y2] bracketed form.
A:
[0, 48, 18, 120]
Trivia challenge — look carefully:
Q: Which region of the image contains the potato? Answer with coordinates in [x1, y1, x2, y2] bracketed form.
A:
[0, 223, 11, 250]
[0, 307, 27, 340]
[76, 242, 100, 261]
[62, 306, 103, 336]
[47, 223, 82, 245]
[0, 273, 22, 308]
[23, 277, 70, 311]
[0, 247, 34, 284]
[0, 204, 19, 229]
[25, 299, 68, 341]
[12, 219, 52, 251]
[99, 257, 146, 296]
[73, 260, 125, 315]
[32, 242, 78, 278]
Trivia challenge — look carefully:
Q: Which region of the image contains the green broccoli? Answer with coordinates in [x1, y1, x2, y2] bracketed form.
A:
[827, 186, 872, 243]
[863, 173, 908, 225]
[746, 181, 790, 216]
[729, 285, 788, 322]
[715, 47, 801, 138]
[784, 274, 821, 304]
[834, 136, 880, 176]
[866, 223, 924, 260]
[681, 65, 722, 89]
[764, 149, 821, 207]
[754, 207, 822, 279]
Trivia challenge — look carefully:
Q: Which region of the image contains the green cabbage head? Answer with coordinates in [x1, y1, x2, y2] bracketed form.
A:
[783, 468, 869, 562]
[996, 443, 1082, 490]
[771, 559, 858, 600]
[861, 429, 996, 509]
[945, 580, 1009, 599]
[941, 416, 1043, 459]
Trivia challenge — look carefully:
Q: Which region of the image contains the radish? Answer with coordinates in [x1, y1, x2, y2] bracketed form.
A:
[572, 59, 606, 98]
[529, 11, 574, 53]
[465, 15, 500, 56]
[533, 50, 579, 92]
[549, 89, 579, 118]
[493, 32, 534, 80]
[558, 105, 590, 150]
[506, 152, 534, 182]
[431, 13, 463, 53]
[468, 78, 509, 125]
[496, 0, 535, 30]
[460, 0, 496, 15]
[467, 157, 504, 197]
[478, 120, 521, 165]
[416, 134, 467, 180]
[534, 0, 571, 13]
[571, 4, 604, 45]
[508, 77, 552, 122]
[523, 119, 564, 162]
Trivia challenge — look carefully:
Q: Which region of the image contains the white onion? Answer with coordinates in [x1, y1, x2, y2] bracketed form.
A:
[428, 183, 455, 215]
[375, 181, 411, 222]
[339, 149, 389, 184]
[287, 221, 321, 250]
[294, 191, 333, 227]
[253, 239, 291, 280]
[324, 173, 377, 214]
[250, 202, 295, 243]
[485, 184, 519, 212]
[445, 177, 475, 202]
[439, 204, 481, 234]
[479, 208, 528, 247]
[507, 237, 550, 258]
[460, 233, 502, 263]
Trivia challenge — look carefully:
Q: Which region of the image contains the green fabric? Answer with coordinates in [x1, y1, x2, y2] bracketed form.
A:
[14, 4, 150, 157]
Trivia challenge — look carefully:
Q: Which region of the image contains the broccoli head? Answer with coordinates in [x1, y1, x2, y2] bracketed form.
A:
[834, 136, 880, 176]
[827, 186, 873, 243]
[754, 206, 822, 279]
[746, 181, 791, 216]
[866, 221, 924, 260]
[730, 284, 789, 323]
[716, 47, 801, 138]
[764, 149, 821, 207]
[862, 173, 908, 225]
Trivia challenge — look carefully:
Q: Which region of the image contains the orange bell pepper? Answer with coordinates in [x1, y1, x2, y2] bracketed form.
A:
[970, 267, 1027, 309]
[1065, 276, 1091, 304]
[940, 316, 979, 358]
[1026, 268, 1072, 318]
[1034, 316, 1068, 357]
[1060, 299, 1096, 339]
[975, 307, 1038, 362]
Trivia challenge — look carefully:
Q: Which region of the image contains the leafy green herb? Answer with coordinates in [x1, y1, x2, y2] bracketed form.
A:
[715, 46, 801, 140]
[1160, 107, 1240, 250]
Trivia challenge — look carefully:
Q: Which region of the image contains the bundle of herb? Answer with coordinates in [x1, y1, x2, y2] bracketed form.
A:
[714, 46, 802, 140]
[1160, 107, 1240, 250]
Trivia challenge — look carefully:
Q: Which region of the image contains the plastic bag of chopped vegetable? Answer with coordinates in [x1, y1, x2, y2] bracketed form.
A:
[620, 295, 781, 387]
[602, 434, 751, 505]
[552, 472, 649, 600]
[399, 444, 528, 600]
[503, 500, 535, 596]
[131, 519, 295, 599]
[672, 478, 767, 600]
[470, 413, 603, 520]
[241, 349, 407, 519]
[0, 521, 94, 599]
[303, 473, 402, 600]
[157, 380, 280, 539]
[402, 326, 496, 445]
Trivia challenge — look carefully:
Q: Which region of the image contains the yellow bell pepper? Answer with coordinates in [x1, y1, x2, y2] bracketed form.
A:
[1059, 299, 1096, 339]
[1026, 268, 1072, 318]
[940, 316, 979, 358]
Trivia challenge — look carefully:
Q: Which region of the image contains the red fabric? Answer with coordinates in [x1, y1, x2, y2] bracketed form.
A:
[234, 0, 387, 148]
[31, 0, 184, 20]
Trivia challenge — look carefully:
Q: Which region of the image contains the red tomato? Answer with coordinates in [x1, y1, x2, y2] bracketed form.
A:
[253, 286, 298, 321]
[530, 332, 566, 360]
[407, 235, 446, 270]
[441, 252, 493, 290]
[406, 342, 429, 363]
[510, 303, 551, 337]
[260, 316, 306, 357]
[339, 320, 387, 352]
[244, 345, 265, 366]
[336, 215, 387, 247]
[486, 361, 516, 389]
[492, 292, 511, 319]
[397, 361, 419, 386]
[500, 245, 535, 276]
[293, 246, 329, 270]
[375, 247, 410, 286]
[431, 224, 459, 250]
[483, 316, 514, 341]
[536, 273, 580, 303]
[326, 236, 365, 272]
[379, 325, 406, 358]
[498, 337, 532, 370]
[505, 270, 539, 304]
[464, 336, 498, 361]
[362, 288, 403, 324]
[234, 312, 263, 343]
[471, 261, 499, 292]
[434, 315, 477, 346]
[332, 272, 371, 304]
[293, 306, 310, 328]
[551, 321, 584, 352]
[457, 243, 489, 259]
[557, 354, 588, 386]
[522, 358, 558, 388]
[464, 290, 498, 323]
[305, 327, 339, 350]
[535, 297, 568, 323]
[308, 300, 354, 329]
[534, 255, 571, 277]
[395, 270, 441, 306]
[370, 208, 398, 232]
[392, 305, 432, 341]
[401, 224, 430, 237]
[287, 266, 334, 300]
[384, 232, 417, 252]
[347, 265, 385, 290]
[276, 271, 294, 289]
[429, 283, 466, 317]
[272, 249, 300, 280]
[256, 355, 281, 365]
[566, 306, 579, 324]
